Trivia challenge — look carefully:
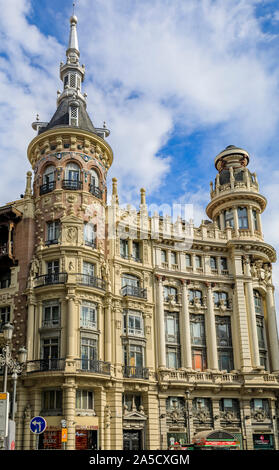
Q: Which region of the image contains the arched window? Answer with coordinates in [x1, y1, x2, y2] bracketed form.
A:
[40, 165, 56, 194]
[63, 163, 82, 190]
[164, 286, 178, 303]
[90, 168, 99, 188]
[189, 289, 203, 305]
[214, 291, 229, 308]
[89, 168, 102, 199]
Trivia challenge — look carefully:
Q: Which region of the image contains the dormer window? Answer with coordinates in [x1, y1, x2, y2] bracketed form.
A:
[69, 105, 78, 126]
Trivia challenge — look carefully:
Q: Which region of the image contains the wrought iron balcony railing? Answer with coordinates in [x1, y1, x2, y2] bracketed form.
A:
[40, 181, 56, 195]
[62, 179, 83, 190]
[76, 359, 111, 375]
[26, 358, 66, 373]
[122, 365, 149, 379]
[121, 285, 147, 299]
[89, 184, 103, 199]
[75, 273, 106, 290]
[34, 272, 68, 287]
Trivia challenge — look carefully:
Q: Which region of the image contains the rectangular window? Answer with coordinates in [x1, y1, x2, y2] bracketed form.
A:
[171, 251, 177, 265]
[123, 394, 142, 412]
[220, 257, 228, 272]
[84, 223, 96, 247]
[0, 306, 10, 331]
[81, 302, 97, 330]
[83, 261, 95, 277]
[166, 347, 181, 369]
[165, 312, 180, 343]
[238, 207, 248, 229]
[81, 337, 98, 370]
[46, 221, 60, 244]
[70, 106, 78, 126]
[161, 250, 167, 264]
[192, 349, 207, 371]
[195, 255, 202, 268]
[120, 239, 129, 259]
[190, 314, 206, 345]
[252, 209, 258, 231]
[224, 209, 234, 228]
[124, 344, 144, 368]
[76, 390, 94, 410]
[42, 390, 62, 412]
[185, 254, 192, 267]
[210, 256, 217, 271]
[43, 301, 60, 328]
[132, 241, 140, 261]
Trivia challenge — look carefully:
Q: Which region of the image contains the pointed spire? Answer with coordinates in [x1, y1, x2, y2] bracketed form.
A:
[67, 14, 80, 58]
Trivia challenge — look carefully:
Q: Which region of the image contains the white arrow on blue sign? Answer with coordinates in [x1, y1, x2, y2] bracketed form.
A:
[30, 416, 47, 434]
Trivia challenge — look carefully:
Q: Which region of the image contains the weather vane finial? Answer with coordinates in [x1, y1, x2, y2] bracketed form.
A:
[73, 1, 76, 16]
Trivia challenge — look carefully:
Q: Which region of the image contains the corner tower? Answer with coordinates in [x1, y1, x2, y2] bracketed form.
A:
[206, 145, 266, 239]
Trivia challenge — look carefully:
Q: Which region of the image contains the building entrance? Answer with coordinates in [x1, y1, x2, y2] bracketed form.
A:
[123, 430, 142, 450]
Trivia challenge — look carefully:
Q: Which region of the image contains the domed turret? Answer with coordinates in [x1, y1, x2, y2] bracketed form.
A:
[206, 145, 266, 239]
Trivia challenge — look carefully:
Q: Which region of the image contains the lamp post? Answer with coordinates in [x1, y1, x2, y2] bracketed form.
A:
[0, 323, 27, 449]
[185, 390, 191, 444]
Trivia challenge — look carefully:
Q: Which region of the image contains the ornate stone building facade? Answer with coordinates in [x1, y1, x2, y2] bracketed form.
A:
[0, 15, 279, 451]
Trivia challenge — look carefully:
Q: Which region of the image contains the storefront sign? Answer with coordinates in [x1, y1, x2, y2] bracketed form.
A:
[61, 428, 68, 443]
[0, 393, 9, 438]
[203, 441, 237, 446]
[253, 434, 274, 450]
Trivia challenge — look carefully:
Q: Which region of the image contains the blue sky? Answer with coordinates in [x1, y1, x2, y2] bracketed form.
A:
[1, 0, 279, 307]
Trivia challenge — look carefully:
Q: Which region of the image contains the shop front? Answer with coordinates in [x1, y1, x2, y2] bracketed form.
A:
[192, 430, 240, 450]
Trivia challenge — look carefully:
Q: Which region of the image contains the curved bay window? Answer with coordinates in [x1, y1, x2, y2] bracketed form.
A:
[121, 274, 146, 299]
[123, 310, 144, 337]
[63, 162, 82, 190]
[81, 302, 97, 330]
[40, 165, 56, 194]
[215, 316, 234, 371]
[254, 290, 268, 369]
[84, 223, 96, 247]
[190, 314, 207, 371]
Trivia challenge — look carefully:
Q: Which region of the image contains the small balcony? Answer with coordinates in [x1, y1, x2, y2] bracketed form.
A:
[26, 358, 66, 373]
[121, 285, 147, 299]
[76, 273, 106, 290]
[76, 359, 111, 375]
[34, 272, 68, 288]
[40, 181, 56, 195]
[122, 365, 149, 380]
[89, 184, 103, 199]
[62, 179, 83, 190]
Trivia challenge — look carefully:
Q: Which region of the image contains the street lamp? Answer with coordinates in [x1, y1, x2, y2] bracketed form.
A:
[0, 323, 27, 434]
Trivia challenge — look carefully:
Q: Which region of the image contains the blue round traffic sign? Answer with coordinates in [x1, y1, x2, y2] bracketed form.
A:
[30, 416, 47, 434]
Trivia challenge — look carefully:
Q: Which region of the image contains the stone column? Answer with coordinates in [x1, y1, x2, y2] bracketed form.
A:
[205, 283, 218, 370]
[66, 293, 76, 359]
[244, 259, 260, 368]
[266, 284, 279, 372]
[143, 389, 160, 450]
[156, 275, 166, 368]
[180, 280, 192, 369]
[247, 206, 254, 235]
[256, 210, 263, 236]
[104, 297, 112, 363]
[232, 251, 252, 371]
[26, 299, 36, 361]
[63, 380, 77, 450]
[233, 207, 239, 236]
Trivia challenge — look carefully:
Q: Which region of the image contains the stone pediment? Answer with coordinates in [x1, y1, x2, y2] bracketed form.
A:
[61, 214, 83, 225]
[123, 410, 147, 421]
